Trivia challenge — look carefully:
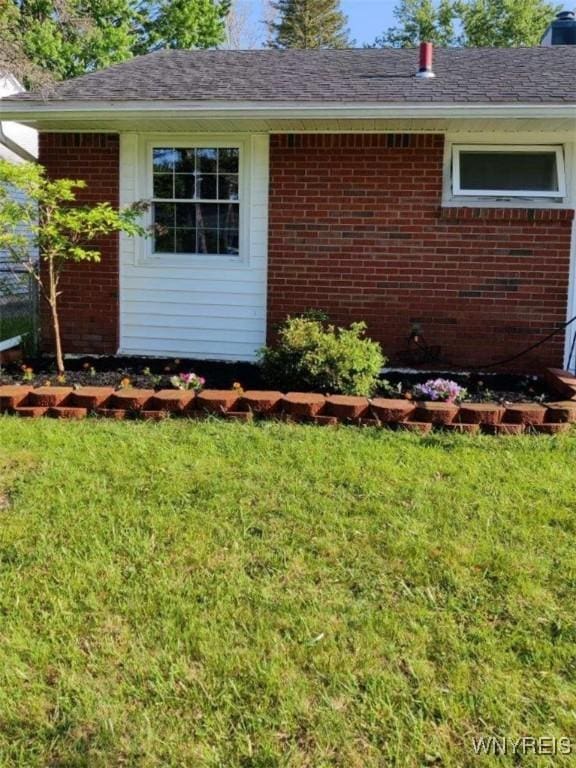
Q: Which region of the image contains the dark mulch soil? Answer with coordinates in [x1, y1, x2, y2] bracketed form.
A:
[0, 353, 553, 404]
[0, 355, 265, 391]
[381, 370, 551, 404]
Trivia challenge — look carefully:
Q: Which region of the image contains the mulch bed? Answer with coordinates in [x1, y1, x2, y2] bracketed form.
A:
[0, 354, 557, 404]
[0, 356, 264, 391]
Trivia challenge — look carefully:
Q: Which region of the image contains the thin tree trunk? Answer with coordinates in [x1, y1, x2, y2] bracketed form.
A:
[48, 257, 65, 374]
[50, 300, 64, 374]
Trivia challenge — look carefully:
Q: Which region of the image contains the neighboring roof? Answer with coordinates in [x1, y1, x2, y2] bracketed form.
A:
[0, 73, 24, 98]
[2, 46, 575, 105]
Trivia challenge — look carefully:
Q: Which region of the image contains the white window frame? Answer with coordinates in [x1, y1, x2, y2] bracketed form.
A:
[143, 135, 251, 267]
[452, 144, 566, 199]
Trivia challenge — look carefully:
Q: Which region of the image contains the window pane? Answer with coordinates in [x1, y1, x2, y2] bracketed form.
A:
[219, 203, 239, 229]
[196, 175, 218, 199]
[154, 229, 175, 253]
[197, 148, 218, 173]
[154, 202, 175, 228]
[174, 148, 195, 173]
[197, 227, 219, 254]
[175, 229, 197, 254]
[195, 203, 219, 229]
[175, 203, 196, 228]
[219, 230, 239, 255]
[218, 174, 239, 200]
[174, 175, 196, 199]
[153, 148, 176, 172]
[219, 148, 239, 173]
[153, 174, 173, 199]
[459, 151, 559, 192]
[151, 146, 240, 257]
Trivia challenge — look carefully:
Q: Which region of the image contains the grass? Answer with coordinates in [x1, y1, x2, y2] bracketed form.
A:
[0, 417, 575, 767]
[0, 311, 35, 354]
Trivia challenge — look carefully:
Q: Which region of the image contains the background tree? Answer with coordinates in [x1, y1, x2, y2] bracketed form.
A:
[135, 0, 230, 53]
[0, 0, 56, 87]
[268, 0, 351, 49]
[370, 0, 558, 47]
[224, 0, 274, 48]
[1, 0, 135, 81]
[0, 0, 231, 86]
[0, 160, 146, 373]
[372, 0, 455, 47]
[458, 0, 559, 46]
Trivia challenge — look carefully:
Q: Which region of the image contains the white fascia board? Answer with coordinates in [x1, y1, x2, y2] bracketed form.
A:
[0, 100, 575, 122]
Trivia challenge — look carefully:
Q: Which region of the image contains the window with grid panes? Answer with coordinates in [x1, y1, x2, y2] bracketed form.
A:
[152, 147, 240, 256]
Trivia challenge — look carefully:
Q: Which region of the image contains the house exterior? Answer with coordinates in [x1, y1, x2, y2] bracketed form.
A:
[1, 34, 575, 372]
[0, 74, 37, 351]
[0, 75, 37, 164]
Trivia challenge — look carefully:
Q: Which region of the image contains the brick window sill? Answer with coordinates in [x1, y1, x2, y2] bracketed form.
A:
[439, 206, 575, 222]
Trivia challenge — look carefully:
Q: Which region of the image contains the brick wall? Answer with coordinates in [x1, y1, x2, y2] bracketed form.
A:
[38, 131, 575, 371]
[268, 134, 574, 372]
[39, 133, 120, 355]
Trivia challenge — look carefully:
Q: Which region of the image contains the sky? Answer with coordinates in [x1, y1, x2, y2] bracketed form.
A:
[341, 0, 398, 46]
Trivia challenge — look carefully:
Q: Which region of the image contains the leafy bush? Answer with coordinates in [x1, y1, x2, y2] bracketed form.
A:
[259, 314, 385, 396]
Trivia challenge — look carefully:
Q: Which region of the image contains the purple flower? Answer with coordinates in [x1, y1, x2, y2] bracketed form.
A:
[413, 378, 467, 404]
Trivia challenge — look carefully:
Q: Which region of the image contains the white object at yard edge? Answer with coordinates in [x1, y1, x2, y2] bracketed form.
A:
[0, 334, 22, 352]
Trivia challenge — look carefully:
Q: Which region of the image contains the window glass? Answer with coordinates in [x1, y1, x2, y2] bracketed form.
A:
[458, 150, 560, 194]
[152, 147, 240, 255]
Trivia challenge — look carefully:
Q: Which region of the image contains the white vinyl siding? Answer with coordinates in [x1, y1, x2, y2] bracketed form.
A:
[0, 76, 38, 300]
[0, 183, 36, 296]
[118, 133, 269, 361]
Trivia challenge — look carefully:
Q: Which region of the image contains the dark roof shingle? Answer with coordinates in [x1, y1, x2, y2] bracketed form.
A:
[4, 46, 576, 104]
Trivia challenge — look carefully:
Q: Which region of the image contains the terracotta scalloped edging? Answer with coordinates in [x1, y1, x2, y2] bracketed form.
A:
[0, 384, 575, 436]
[413, 401, 459, 425]
[240, 391, 284, 414]
[370, 398, 415, 423]
[458, 403, 504, 425]
[546, 402, 576, 424]
[503, 403, 547, 426]
[545, 368, 576, 400]
[0, 386, 32, 409]
[283, 392, 326, 418]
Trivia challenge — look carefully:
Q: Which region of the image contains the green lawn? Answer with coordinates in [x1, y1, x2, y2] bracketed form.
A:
[0, 417, 575, 767]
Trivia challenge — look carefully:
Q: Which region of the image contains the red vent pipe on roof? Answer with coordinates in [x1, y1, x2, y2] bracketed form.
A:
[416, 42, 435, 79]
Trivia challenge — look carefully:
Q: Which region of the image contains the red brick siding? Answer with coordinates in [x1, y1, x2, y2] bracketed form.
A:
[38, 133, 120, 355]
[268, 133, 574, 372]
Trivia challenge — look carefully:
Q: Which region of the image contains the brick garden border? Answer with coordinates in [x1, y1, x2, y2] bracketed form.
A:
[1, 369, 575, 435]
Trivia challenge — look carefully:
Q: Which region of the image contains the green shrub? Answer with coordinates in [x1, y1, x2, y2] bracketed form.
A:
[259, 314, 386, 396]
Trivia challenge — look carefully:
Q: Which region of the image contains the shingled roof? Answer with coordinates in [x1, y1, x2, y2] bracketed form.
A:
[4, 46, 575, 105]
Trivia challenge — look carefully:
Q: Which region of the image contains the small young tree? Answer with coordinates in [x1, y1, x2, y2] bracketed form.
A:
[0, 160, 146, 373]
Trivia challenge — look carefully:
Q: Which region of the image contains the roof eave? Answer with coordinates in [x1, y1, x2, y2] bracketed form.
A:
[1, 100, 575, 123]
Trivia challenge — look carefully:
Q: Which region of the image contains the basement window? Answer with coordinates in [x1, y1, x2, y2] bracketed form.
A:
[452, 145, 566, 199]
[151, 146, 240, 256]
